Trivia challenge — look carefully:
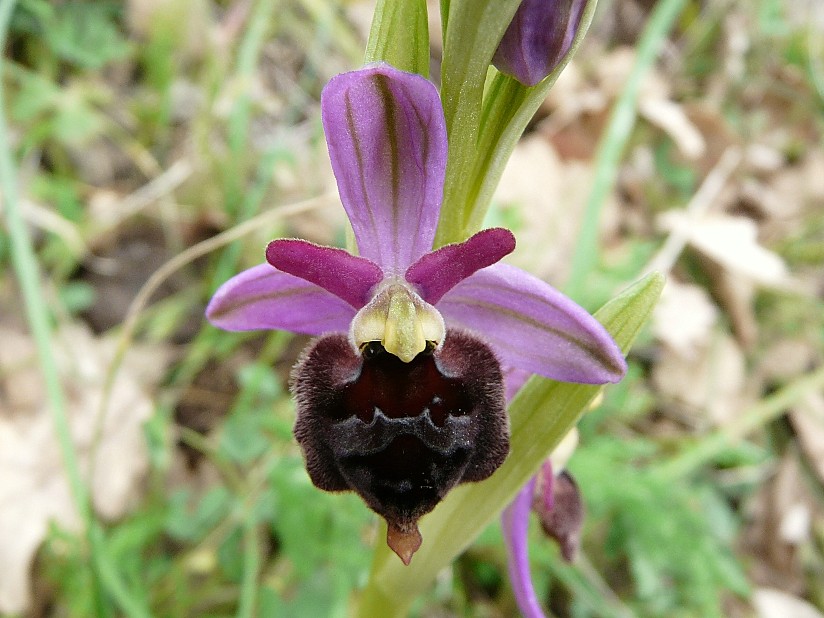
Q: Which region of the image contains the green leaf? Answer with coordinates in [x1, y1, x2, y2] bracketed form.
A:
[165, 487, 232, 542]
[364, 0, 429, 77]
[356, 272, 665, 616]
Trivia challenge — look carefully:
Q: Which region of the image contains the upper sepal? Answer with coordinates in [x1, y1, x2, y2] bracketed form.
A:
[321, 64, 447, 273]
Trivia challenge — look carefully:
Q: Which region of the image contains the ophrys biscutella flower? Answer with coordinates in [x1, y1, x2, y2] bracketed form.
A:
[206, 64, 625, 565]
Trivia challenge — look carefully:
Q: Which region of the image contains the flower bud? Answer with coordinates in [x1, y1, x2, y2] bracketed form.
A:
[493, 0, 587, 86]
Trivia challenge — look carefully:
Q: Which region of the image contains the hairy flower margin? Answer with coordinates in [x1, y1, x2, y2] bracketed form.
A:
[206, 65, 625, 580]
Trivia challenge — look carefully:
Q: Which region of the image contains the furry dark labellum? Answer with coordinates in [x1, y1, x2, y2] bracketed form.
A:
[291, 329, 510, 564]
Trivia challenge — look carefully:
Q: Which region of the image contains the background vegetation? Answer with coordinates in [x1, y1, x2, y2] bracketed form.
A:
[1, 0, 823, 616]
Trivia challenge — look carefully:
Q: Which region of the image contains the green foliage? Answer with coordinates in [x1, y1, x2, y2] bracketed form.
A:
[268, 458, 373, 616]
[7, 63, 106, 149]
[653, 139, 697, 200]
[574, 437, 750, 617]
[42, 527, 101, 618]
[13, 0, 130, 70]
[219, 363, 284, 463]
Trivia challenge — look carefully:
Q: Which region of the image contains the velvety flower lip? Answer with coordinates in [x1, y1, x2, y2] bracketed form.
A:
[205, 63, 626, 563]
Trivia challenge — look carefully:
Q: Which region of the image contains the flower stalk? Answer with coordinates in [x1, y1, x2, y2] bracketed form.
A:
[435, 0, 599, 246]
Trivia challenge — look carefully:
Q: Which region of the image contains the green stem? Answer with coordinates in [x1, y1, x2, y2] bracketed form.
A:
[89, 523, 152, 618]
[435, 0, 599, 246]
[237, 514, 261, 618]
[565, 0, 688, 301]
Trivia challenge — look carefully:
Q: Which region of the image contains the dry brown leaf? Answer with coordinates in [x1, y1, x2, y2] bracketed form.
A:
[0, 323, 169, 614]
[657, 211, 789, 286]
[757, 339, 821, 384]
[743, 453, 814, 594]
[493, 135, 608, 281]
[652, 280, 718, 359]
[652, 330, 749, 428]
[702, 258, 759, 349]
[545, 46, 705, 165]
[639, 97, 706, 160]
[754, 588, 824, 618]
[754, 149, 824, 224]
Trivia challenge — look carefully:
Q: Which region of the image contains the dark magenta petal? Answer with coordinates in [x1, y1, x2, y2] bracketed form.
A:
[266, 239, 383, 309]
[492, 0, 587, 87]
[291, 330, 509, 563]
[437, 263, 627, 384]
[405, 228, 516, 304]
[321, 65, 447, 272]
[206, 264, 356, 334]
[502, 477, 546, 618]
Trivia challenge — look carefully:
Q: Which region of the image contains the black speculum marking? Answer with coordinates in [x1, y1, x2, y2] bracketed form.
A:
[291, 329, 510, 549]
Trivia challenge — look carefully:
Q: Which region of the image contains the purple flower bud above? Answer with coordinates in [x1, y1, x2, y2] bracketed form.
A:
[493, 0, 587, 86]
[206, 64, 625, 564]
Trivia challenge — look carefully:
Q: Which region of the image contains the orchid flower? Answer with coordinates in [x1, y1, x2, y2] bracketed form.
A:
[493, 0, 587, 87]
[206, 63, 625, 566]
